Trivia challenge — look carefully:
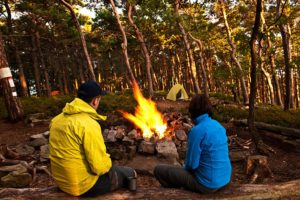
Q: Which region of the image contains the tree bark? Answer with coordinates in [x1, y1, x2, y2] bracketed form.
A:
[30, 34, 42, 96]
[174, 0, 201, 94]
[277, 0, 292, 110]
[188, 32, 209, 98]
[4, 0, 29, 97]
[34, 31, 51, 96]
[128, 4, 154, 96]
[109, 0, 136, 86]
[219, 0, 249, 104]
[60, 0, 96, 81]
[0, 35, 24, 122]
[248, 0, 266, 154]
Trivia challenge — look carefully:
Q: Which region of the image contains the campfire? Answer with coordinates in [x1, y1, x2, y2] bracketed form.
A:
[119, 82, 170, 140]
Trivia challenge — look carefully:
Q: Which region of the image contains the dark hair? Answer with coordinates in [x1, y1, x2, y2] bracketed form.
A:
[188, 94, 212, 120]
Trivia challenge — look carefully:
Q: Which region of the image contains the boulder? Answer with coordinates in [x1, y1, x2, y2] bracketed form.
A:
[175, 130, 187, 141]
[156, 141, 179, 164]
[138, 141, 155, 154]
[128, 129, 138, 140]
[106, 130, 117, 142]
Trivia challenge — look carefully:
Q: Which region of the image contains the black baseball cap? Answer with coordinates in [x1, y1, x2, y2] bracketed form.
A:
[77, 80, 107, 99]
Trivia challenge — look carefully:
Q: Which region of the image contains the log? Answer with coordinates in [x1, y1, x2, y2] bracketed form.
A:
[1, 179, 300, 199]
[234, 119, 300, 138]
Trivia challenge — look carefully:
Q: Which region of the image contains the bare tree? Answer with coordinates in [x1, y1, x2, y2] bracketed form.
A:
[128, 4, 154, 96]
[174, 0, 201, 94]
[109, 0, 137, 85]
[60, 0, 96, 81]
[219, 0, 249, 104]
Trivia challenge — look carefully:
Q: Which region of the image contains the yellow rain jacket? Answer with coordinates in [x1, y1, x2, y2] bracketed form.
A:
[49, 98, 112, 196]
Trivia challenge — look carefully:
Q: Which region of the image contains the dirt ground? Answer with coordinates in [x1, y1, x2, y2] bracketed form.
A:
[0, 100, 300, 198]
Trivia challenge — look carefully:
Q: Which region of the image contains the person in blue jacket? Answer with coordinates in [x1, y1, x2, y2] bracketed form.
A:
[154, 94, 231, 193]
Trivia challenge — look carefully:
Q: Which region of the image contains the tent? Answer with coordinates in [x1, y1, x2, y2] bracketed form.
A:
[166, 84, 189, 101]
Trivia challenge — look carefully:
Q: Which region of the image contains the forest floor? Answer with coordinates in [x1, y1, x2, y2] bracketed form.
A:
[0, 100, 300, 199]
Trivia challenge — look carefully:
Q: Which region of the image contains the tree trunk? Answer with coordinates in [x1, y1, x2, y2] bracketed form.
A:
[0, 35, 24, 121]
[30, 34, 42, 96]
[266, 33, 283, 106]
[60, 0, 96, 81]
[219, 0, 249, 104]
[174, 0, 201, 94]
[248, 0, 267, 154]
[277, 0, 292, 110]
[4, 0, 29, 97]
[128, 4, 153, 96]
[109, 0, 136, 86]
[34, 31, 51, 96]
[188, 32, 209, 98]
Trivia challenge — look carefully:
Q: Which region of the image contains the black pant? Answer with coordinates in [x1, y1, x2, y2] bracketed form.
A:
[82, 165, 136, 197]
[154, 164, 218, 194]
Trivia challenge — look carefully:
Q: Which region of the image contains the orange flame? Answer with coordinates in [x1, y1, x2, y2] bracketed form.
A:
[119, 82, 167, 139]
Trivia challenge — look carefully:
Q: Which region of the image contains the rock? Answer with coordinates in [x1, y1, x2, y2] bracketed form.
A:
[127, 145, 137, 160]
[42, 131, 50, 138]
[28, 137, 48, 148]
[103, 129, 109, 141]
[175, 130, 187, 141]
[30, 133, 45, 140]
[14, 144, 35, 157]
[123, 136, 135, 145]
[128, 129, 138, 139]
[183, 123, 193, 131]
[40, 144, 49, 161]
[156, 141, 179, 164]
[109, 146, 126, 160]
[115, 127, 125, 140]
[0, 171, 32, 188]
[106, 130, 117, 142]
[138, 141, 155, 154]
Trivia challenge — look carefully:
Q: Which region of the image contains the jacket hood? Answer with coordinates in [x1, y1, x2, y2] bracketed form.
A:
[63, 98, 107, 121]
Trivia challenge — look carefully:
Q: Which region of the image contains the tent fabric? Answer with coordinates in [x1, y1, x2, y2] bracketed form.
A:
[166, 84, 189, 101]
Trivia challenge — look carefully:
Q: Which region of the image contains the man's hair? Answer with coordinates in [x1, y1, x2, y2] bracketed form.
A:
[188, 94, 212, 120]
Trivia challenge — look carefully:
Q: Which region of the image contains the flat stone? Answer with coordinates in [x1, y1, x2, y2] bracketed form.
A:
[30, 133, 45, 140]
[40, 144, 49, 161]
[156, 141, 179, 164]
[28, 137, 48, 148]
[138, 141, 155, 154]
[0, 171, 32, 188]
[14, 144, 35, 157]
[42, 131, 50, 138]
[175, 130, 187, 141]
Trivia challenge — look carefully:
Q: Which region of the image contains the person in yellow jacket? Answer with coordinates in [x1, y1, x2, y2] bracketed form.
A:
[49, 80, 137, 197]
